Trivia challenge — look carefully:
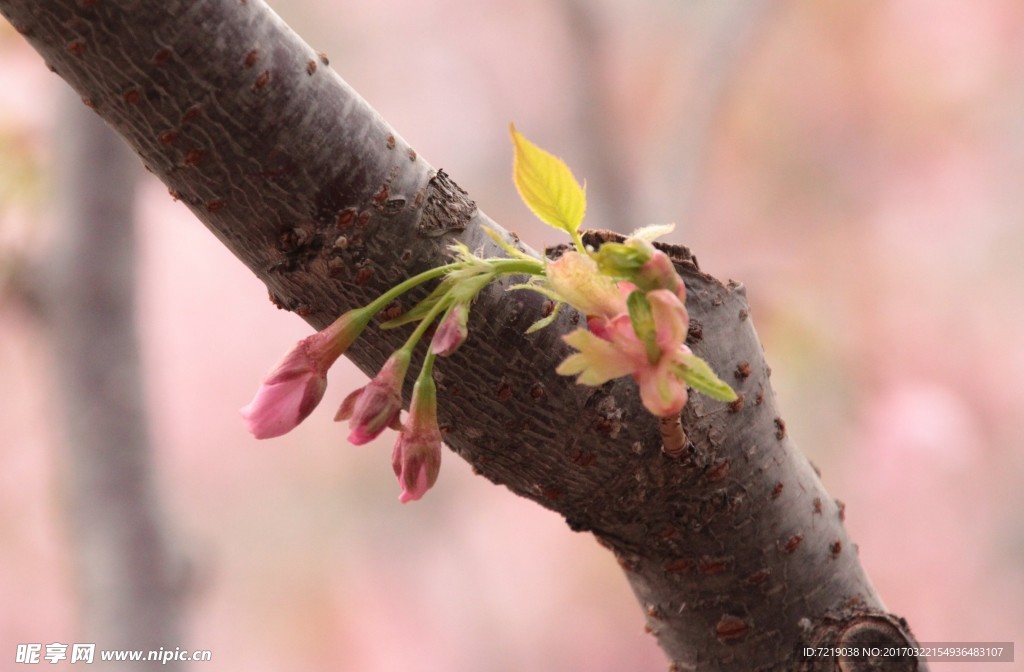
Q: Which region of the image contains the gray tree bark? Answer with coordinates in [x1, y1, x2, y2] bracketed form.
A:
[1, 1, 925, 669]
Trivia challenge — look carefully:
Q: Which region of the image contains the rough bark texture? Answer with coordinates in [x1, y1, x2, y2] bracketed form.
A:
[48, 89, 185, 668]
[2, 1, 925, 669]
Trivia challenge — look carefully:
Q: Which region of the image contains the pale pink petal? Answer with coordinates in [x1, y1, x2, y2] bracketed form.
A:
[241, 373, 326, 439]
[241, 341, 328, 439]
[635, 363, 688, 417]
[557, 328, 638, 385]
[647, 289, 689, 354]
[604, 313, 650, 360]
[547, 252, 626, 318]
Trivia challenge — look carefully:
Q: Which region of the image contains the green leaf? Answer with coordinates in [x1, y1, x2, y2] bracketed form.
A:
[525, 302, 561, 334]
[510, 124, 586, 238]
[674, 353, 738, 402]
[380, 281, 453, 329]
[626, 290, 660, 364]
[507, 282, 564, 332]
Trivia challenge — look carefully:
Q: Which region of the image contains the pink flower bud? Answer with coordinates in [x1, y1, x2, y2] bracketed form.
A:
[241, 342, 328, 439]
[392, 376, 442, 503]
[638, 250, 686, 300]
[241, 309, 370, 439]
[335, 350, 410, 445]
[430, 303, 469, 356]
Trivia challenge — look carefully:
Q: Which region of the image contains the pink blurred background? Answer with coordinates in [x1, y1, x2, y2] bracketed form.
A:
[2, 1, 1023, 669]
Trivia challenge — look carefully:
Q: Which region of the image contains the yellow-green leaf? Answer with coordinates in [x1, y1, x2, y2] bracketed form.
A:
[510, 124, 586, 238]
[674, 353, 738, 402]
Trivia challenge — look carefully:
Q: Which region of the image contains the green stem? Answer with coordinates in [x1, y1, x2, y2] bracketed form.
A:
[417, 350, 437, 386]
[355, 254, 547, 357]
[393, 257, 545, 356]
[364, 257, 543, 321]
[400, 292, 453, 354]
[489, 258, 546, 276]
[403, 257, 548, 344]
[363, 262, 460, 317]
[571, 230, 587, 255]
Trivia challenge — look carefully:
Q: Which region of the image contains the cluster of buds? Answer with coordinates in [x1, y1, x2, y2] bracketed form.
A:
[241, 126, 734, 503]
[241, 233, 542, 503]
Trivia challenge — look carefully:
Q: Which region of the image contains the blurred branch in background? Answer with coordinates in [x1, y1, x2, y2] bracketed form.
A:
[559, 0, 780, 232]
[560, 0, 633, 233]
[44, 90, 186, 669]
[670, 0, 781, 226]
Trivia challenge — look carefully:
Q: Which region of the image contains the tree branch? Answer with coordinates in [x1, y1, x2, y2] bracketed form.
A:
[47, 88, 186, 668]
[2, 1, 924, 668]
